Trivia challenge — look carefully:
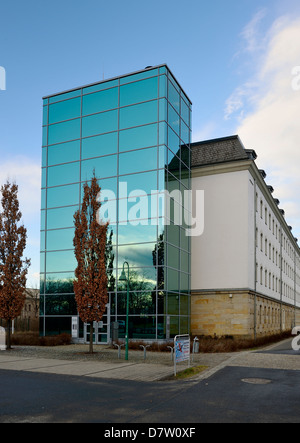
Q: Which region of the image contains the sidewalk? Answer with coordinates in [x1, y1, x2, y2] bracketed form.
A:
[0, 339, 298, 382]
[0, 344, 232, 382]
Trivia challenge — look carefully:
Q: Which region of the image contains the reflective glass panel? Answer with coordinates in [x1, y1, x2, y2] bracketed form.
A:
[46, 250, 77, 273]
[180, 144, 190, 168]
[48, 140, 80, 166]
[118, 224, 158, 245]
[43, 106, 48, 125]
[47, 162, 80, 187]
[82, 87, 118, 115]
[168, 80, 180, 113]
[181, 119, 190, 145]
[46, 228, 75, 251]
[81, 155, 117, 182]
[118, 243, 157, 268]
[96, 177, 118, 200]
[120, 68, 158, 85]
[167, 292, 179, 315]
[45, 294, 77, 316]
[159, 122, 167, 145]
[181, 97, 190, 127]
[180, 272, 189, 292]
[180, 227, 189, 252]
[168, 104, 180, 136]
[180, 295, 190, 316]
[47, 183, 80, 208]
[42, 148, 47, 167]
[167, 267, 179, 292]
[83, 79, 118, 95]
[41, 210, 46, 230]
[119, 124, 157, 152]
[47, 206, 78, 230]
[119, 101, 158, 129]
[49, 90, 81, 104]
[45, 273, 74, 294]
[82, 132, 118, 159]
[120, 77, 158, 107]
[167, 244, 180, 269]
[42, 126, 47, 146]
[118, 194, 161, 223]
[48, 119, 81, 145]
[119, 147, 157, 175]
[159, 98, 167, 121]
[82, 110, 118, 137]
[119, 171, 158, 197]
[168, 128, 180, 157]
[159, 75, 167, 98]
[40, 231, 45, 251]
[48, 97, 81, 124]
[180, 317, 189, 334]
[41, 189, 46, 209]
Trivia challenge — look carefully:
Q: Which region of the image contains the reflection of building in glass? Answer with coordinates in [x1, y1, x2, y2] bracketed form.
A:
[40, 65, 192, 341]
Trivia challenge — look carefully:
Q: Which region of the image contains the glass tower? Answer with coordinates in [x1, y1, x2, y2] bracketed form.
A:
[40, 64, 192, 341]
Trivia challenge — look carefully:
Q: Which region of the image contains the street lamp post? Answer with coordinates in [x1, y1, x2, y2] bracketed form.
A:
[119, 261, 130, 361]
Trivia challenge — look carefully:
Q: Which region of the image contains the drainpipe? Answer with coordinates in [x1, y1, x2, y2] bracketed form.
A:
[254, 179, 257, 340]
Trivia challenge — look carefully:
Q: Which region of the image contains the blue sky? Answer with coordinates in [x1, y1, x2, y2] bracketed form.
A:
[0, 0, 300, 286]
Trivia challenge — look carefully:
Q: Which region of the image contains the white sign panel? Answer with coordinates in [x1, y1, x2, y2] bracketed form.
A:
[71, 317, 78, 339]
[0, 327, 6, 351]
[174, 334, 190, 376]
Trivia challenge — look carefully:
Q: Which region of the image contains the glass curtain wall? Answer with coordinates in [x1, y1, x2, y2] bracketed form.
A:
[40, 65, 192, 340]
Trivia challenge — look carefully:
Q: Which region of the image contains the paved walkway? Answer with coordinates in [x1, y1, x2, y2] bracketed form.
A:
[0, 339, 298, 382]
[0, 354, 174, 382]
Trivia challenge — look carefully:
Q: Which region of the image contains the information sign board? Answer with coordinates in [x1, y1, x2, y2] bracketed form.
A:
[174, 334, 190, 376]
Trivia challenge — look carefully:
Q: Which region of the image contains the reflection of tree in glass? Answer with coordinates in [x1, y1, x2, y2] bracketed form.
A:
[105, 228, 115, 292]
[152, 232, 165, 314]
[118, 269, 154, 314]
[152, 232, 164, 289]
[45, 294, 77, 315]
[45, 277, 74, 294]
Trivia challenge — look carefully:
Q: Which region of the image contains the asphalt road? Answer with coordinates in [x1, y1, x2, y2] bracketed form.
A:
[0, 361, 299, 423]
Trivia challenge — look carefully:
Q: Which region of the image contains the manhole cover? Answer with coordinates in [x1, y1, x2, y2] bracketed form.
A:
[241, 378, 272, 385]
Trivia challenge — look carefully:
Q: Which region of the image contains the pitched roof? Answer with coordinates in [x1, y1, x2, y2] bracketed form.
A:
[191, 135, 252, 168]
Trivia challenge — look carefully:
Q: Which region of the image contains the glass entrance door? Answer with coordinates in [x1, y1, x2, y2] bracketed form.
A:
[84, 303, 111, 345]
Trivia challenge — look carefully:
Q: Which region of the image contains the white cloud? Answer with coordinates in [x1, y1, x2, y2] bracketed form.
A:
[229, 15, 300, 238]
[0, 155, 41, 288]
[240, 8, 268, 53]
[0, 155, 41, 220]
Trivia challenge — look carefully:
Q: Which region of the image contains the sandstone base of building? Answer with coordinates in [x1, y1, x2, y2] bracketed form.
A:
[191, 290, 299, 339]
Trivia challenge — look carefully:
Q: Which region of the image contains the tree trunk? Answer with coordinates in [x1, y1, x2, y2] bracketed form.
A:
[7, 319, 11, 350]
[89, 322, 94, 354]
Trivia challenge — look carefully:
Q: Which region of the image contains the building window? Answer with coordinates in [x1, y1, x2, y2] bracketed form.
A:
[265, 239, 268, 256]
[265, 269, 268, 287]
[265, 207, 268, 225]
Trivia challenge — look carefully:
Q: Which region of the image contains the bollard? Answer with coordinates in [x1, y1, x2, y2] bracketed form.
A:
[114, 343, 124, 359]
[192, 337, 199, 362]
[140, 345, 151, 360]
[167, 346, 174, 361]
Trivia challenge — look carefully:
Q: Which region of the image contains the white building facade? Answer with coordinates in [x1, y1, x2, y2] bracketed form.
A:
[191, 136, 300, 338]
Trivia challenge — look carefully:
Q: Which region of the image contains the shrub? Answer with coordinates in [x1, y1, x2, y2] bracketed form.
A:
[11, 332, 72, 347]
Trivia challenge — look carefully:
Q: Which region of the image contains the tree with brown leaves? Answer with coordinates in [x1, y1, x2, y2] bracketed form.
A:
[73, 176, 109, 354]
[0, 181, 31, 349]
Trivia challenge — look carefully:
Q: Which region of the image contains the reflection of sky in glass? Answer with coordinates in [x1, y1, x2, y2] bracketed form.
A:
[118, 224, 157, 245]
[118, 243, 156, 268]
